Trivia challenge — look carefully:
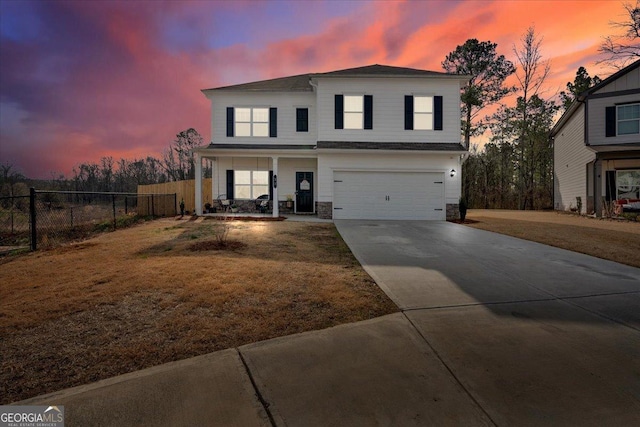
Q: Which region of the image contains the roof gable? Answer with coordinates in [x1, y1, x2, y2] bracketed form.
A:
[311, 64, 456, 78]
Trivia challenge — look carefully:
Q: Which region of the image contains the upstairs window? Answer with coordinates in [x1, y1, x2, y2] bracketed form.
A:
[344, 95, 364, 129]
[334, 94, 373, 130]
[617, 104, 640, 135]
[227, 107, 277, 137]
[413, 96, 433, 130]
[236, 107, 269, 137]
[405, 95, 443, 131]
[296, 108, 309, 132]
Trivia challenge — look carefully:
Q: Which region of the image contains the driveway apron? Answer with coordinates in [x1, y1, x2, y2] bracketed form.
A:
[335, 220, 640, 425]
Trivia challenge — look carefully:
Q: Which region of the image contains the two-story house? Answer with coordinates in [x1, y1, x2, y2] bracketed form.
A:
[193, 64, 469, 220]
[551, 59, 640, 216]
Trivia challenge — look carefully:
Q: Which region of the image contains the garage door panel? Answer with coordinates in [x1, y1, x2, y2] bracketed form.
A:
[333, 171, 445, 220]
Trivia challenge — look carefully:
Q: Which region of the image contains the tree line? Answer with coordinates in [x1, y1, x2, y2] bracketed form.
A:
[1, 128, 208, 198]
[450, 1, 638, 209]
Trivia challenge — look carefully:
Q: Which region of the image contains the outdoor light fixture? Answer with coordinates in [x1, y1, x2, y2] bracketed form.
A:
[450, 169, 456, 177]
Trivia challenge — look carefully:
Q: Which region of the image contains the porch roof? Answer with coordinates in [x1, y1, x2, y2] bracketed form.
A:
[316, 141, 467, 152]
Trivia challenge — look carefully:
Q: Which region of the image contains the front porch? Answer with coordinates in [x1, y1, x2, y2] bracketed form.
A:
[193, 145, 318, 218]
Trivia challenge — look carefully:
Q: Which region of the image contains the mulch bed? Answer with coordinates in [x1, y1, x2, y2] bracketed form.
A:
[447, 219, 479, 224]
[188, 240, 247, 251]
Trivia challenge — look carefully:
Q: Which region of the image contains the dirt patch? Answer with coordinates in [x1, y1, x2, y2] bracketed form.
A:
[0, 219, 397, 403]
[466, 210, 640, 268]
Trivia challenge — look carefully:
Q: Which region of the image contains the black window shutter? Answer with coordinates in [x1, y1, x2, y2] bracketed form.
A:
[269, 107, 277, 137]
[269, 171, 274, 200]
[296, 108, 309, 132]
[605, 106, 616, 137]
[335, 95, 344, 129]
[226, 107, 234, 137]
[226, 170, 234, 200]
[434, 96, 443, 131]
[364, 95, 373, 129]
[404, 95, 413, 130]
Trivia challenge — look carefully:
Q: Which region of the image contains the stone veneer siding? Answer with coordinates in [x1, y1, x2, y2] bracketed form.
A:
[446, 203, 459, 220]
[317, 202, 333, 219]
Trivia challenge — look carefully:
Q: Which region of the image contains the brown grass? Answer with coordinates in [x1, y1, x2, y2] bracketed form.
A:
[0, 218, 397, 403]
[466, 210, 640, 268]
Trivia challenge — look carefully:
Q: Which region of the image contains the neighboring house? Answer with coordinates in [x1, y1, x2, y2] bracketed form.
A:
[193, 64, 469, 220]
[551, 59, 640, 216]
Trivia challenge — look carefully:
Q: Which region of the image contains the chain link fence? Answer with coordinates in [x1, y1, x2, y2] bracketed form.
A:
[0, 190, 176, 251]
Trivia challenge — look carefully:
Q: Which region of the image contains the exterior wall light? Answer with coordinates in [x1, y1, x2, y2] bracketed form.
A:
[450, 169, 456, 177]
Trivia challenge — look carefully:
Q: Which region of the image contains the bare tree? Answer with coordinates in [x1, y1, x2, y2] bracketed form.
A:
[599, 1, 640, 68]
[511, 26, 555, 210]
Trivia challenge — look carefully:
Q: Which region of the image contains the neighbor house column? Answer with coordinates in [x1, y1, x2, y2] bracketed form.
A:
[272, 156, 279, 217]
[195, 152, 202, 215]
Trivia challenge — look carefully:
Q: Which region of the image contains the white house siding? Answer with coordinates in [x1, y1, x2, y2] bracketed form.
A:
[554, 104, 595, 213]
[593, 66, 639, 94]
[208, 91, 317, 145]
[588, 93, 640, 146]
[211, 156, 317, 202]
[314, 78, 463, 144]
[317, 152, 461, 206]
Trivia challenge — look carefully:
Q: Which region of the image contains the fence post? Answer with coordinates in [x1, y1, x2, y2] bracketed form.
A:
[174, 193, 177, 216]
[151, 194, 155, 217]
[112, 194, 117, 230]
[125, 196, 128, 215]
[29, 187, 37, 251]
[70, 207, 74, 228]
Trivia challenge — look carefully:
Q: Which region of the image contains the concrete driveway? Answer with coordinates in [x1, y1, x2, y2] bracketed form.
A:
[334, 220, 640, 425]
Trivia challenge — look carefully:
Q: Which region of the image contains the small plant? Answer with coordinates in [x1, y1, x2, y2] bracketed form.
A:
[214, 222, 230, 246]
[204, 202, 212, 213]
[179, 199, 185, 216]
[231, 203, 238, 213]
[459, 197, 468, 222]
[576, 197, 582, 214]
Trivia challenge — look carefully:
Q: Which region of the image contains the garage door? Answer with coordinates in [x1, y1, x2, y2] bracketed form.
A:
[333, 171, 445, 220]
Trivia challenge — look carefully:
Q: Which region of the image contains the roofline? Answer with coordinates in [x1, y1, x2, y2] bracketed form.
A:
[309, 73, 469, 81]
[551, 59, 640, 137]
[578, 59, 640, 98]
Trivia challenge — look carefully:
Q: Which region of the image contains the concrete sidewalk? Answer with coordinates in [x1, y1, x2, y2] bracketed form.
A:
[16, 220, 640, 425]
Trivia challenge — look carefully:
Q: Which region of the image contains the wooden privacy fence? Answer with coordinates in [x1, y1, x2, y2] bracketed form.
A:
[138, 179, 212, 213]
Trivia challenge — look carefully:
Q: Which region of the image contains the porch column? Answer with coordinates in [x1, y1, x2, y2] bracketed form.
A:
[272, 156, 279, 217]
[210, 156, 217, 203]
[195, 152, 202, 215]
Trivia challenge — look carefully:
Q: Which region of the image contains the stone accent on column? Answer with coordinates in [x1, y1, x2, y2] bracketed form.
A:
[317, 202, 333, 219]
[446, 203, 459, 220]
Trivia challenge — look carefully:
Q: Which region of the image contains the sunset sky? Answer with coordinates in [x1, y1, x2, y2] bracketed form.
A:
[0, 0, 627, 178]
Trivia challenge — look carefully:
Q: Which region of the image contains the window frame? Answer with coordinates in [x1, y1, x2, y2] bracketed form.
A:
[343, 95, 364, 130]
[296, 107, 309, 132]
[617, 103, 640, 136]
[235, 107, 270, 137]
[413, 95, 434, 130]
[233, 170, 270, 199]
[616, 169, 640, 200]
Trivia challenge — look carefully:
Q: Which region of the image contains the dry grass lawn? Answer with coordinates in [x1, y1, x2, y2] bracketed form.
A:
[466, 210, 640, 268]
[0, 218, 397, 403]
